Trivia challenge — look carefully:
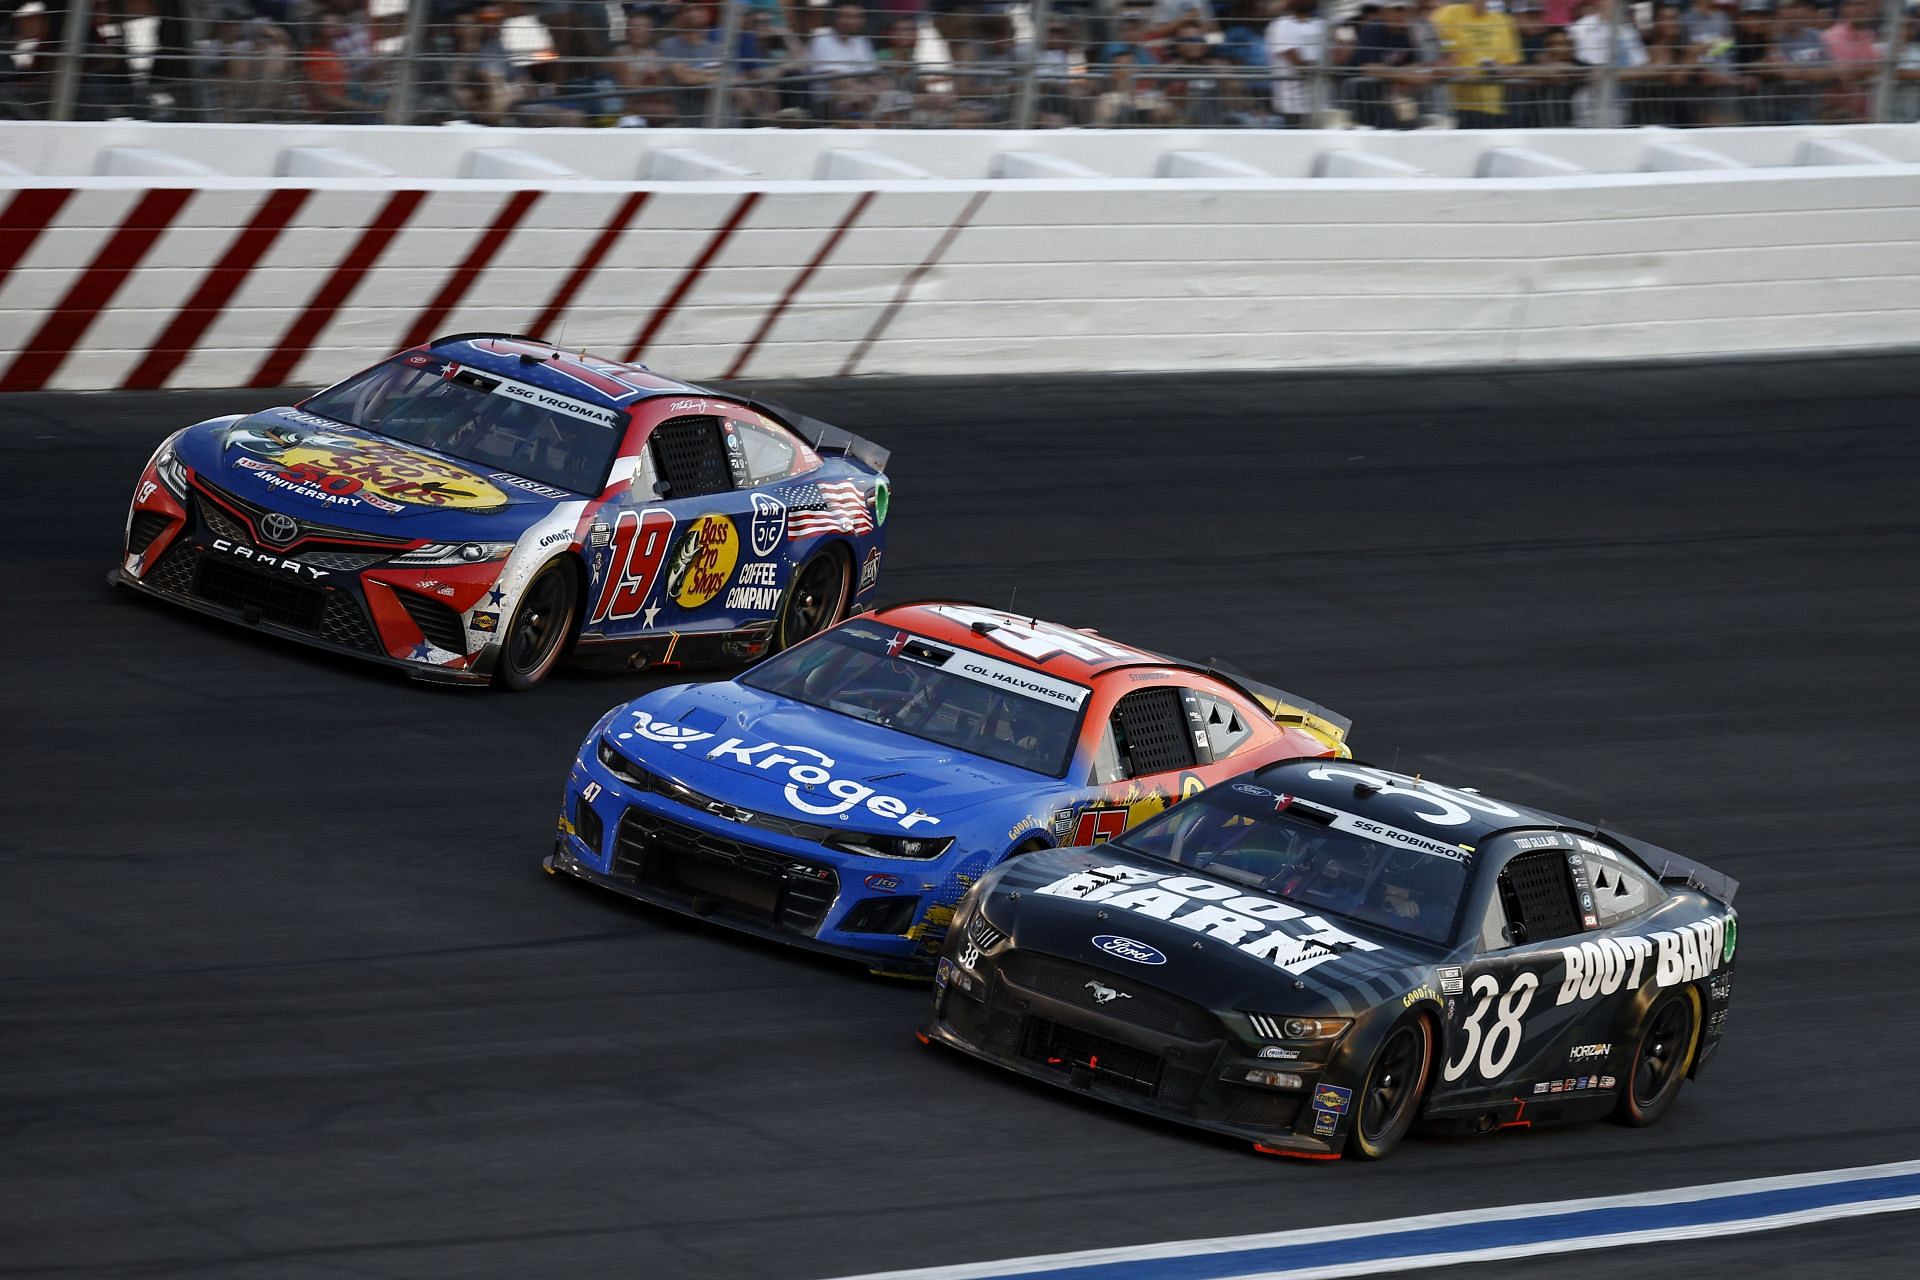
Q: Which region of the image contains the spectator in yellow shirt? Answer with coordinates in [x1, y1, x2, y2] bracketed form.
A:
[1432, 0, 1521, 126]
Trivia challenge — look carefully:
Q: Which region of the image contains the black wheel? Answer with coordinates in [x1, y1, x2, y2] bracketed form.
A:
[497, 560, 577, 691]
[1347, 1015, 1432, 1160]
[775, 547, 848, 651]
[1612, 990, 1696, 1127]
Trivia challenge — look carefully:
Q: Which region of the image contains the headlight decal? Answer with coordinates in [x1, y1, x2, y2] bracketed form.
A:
[389, 541, 516, 567]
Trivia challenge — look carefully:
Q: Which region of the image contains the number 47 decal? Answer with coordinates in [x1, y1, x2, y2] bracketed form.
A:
[1442, 971, 1540, 1082]
[1072, 808, 1129, 846]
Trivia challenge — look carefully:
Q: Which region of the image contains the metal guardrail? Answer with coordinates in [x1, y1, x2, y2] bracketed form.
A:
[3, 1, 1916, 130]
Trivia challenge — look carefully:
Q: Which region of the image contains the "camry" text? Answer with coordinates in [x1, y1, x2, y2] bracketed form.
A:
[211, 538, 329, 580]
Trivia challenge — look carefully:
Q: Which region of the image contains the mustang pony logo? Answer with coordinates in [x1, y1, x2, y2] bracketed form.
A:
[1084, 979, 1131, 1005]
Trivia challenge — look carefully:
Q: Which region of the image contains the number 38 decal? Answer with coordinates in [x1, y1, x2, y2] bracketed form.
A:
[1442, 971, 1540, 1082]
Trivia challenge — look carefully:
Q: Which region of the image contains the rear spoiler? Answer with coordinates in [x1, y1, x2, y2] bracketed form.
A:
[746, 397, 891, 475]
[1177, 656, 1353, 754]
[1245, 683, 1353, 755]
[1519, 805, 1740, 906]
[1637, 839, 1740, 906]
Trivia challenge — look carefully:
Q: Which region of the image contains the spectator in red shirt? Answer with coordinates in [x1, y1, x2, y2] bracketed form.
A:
[1820, 0, 1880, 121]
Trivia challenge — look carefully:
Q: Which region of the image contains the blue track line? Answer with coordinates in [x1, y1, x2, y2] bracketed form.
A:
[831, 1161, 1920, 1280]
[983, 1169, 1920, 1280]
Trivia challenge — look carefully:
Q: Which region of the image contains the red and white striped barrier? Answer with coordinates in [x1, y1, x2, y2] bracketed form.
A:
[0, 181, 999, 390]
[4, 123, 1920, 391]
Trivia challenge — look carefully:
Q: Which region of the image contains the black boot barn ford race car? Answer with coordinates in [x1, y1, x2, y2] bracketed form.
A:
[111, 334, 890, 689]
[921, 760, 1738, 1161]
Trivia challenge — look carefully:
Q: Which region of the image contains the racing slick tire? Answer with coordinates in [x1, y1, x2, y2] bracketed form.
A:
[498, 559, 579, 691]
[1612, 989, 1696, 1127]
[774, 546, 850, 652]
[1347, 1012, 1434, 1161]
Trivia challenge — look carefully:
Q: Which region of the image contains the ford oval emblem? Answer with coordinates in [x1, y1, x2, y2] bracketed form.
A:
[1092, 935, 1166, 965]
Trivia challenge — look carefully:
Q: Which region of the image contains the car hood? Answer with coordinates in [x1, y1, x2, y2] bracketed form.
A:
[175, 407, 566, 538]
[976, 847, 1436, 1014]
[605, 680, 1050, 838]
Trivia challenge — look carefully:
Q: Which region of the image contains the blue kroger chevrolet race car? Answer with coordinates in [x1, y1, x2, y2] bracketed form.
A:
[113, 333, 890, 688]
[544, 603, 1353, 974]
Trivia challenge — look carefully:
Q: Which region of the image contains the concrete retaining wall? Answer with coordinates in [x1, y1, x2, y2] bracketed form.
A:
[2, 122, 1917, 390]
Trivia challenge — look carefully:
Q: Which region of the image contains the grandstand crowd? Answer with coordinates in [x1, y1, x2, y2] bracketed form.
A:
[2, 0, 1917, 128]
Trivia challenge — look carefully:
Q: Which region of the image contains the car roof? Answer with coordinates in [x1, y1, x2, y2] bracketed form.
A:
[425, 333, 706, 409]
[1252, 758, 1569, 848]
[870, 602, 1218, 686]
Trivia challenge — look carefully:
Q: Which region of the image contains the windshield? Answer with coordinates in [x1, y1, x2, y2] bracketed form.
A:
[1111, 783, 1470, 944]
[303, 356, 625, 496]
[741, 621, 1089, 776]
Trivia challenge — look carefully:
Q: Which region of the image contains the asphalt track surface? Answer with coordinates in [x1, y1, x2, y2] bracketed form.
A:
[4, 355, 1919, 1280]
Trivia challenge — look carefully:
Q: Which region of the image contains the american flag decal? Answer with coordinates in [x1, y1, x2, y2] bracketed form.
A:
[779, 480, 874, 539]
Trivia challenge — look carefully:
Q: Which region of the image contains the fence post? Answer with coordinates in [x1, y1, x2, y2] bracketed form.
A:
[706, 0, 747, 128]
[1013, 0, 1056, 130]
[1873, 0, 1908, 123]
[1593, 0, 1624, 128]
[1314, 0, 1336, 126]
[49, 0, 95, 122]
[386, 0, 429, 126]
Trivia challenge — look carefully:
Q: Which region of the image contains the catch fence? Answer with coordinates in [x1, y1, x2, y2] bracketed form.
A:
[3, 1, 1916, 131]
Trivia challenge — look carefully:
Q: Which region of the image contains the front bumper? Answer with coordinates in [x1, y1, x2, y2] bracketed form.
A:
[546, 843, 929, 976]
[920, 945, 1346, 1157]
[548, 745, 970, 976]
[111, 563, 496, 685]
[114, 474, 502, 684]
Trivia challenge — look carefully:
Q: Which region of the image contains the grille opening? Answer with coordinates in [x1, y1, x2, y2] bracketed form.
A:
[300, 549, 390, 572]
[317, 593, 381, 653]
[197, 495, 251, 543]
[127, 510, 173, 557]
[146, 546, 197, 597]
[613, 807, 838, 936]
[191, 557, 326, 631]
[394, 589, 469, 654]
[150, 546, 379, 653]
[1111, 687, 1198, 776]
[649, 417, 733, 499]
[574, 796, 605, 855]
[840, 896, 918, 936]
[1000, 952, 1214, 1039]
[676, 858, 780, 914]
[1226, 1087, 1302, 1130]
[1019, 1016, 1164, 1098]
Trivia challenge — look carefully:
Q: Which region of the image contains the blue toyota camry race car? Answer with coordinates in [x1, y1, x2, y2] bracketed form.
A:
[114, 333, 890, 688]
[545, 602, 1352, 974]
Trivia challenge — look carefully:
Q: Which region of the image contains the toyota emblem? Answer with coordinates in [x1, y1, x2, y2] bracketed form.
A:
[259, 512, 298, 545]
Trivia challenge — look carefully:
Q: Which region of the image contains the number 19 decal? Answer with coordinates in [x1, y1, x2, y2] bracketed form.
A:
[1442, 971, 1539, 1082]
[591, 508, 675, 624]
